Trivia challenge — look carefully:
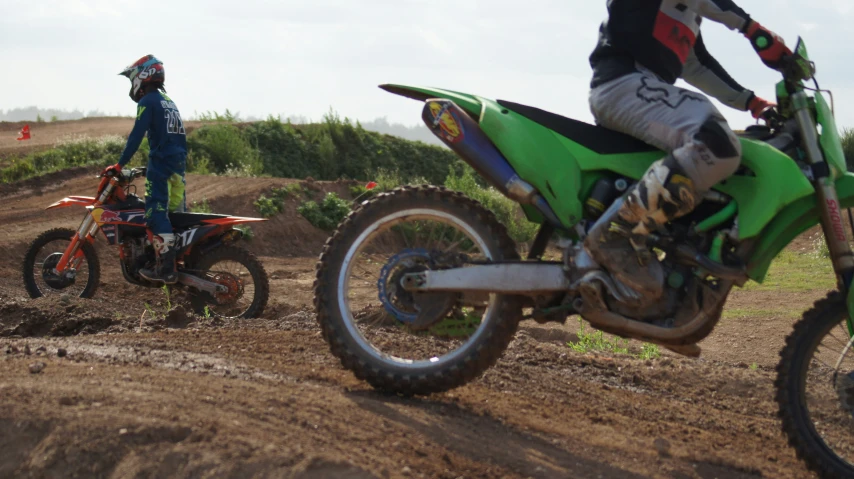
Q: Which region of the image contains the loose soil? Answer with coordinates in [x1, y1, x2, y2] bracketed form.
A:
[0, 121, 832, 478]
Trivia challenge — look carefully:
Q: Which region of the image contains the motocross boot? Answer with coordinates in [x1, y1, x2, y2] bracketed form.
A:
[140, 233, 179, 285]
[584, 155, 700, 301]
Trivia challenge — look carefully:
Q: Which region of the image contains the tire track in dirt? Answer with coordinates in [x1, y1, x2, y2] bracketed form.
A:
[2, 325, 801, 478]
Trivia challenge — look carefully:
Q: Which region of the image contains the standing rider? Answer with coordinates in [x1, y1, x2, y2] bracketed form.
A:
[102, 54, 188, 285]
[585, 0, 792, 301]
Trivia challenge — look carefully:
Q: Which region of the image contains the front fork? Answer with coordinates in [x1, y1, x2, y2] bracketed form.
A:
[54, 214, 98, 274]
[54, 179, 114, 274]
[792, 92, 854, 329]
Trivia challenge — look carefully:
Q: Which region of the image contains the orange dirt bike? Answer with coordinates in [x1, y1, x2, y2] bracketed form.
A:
[22, 167, 269, 319]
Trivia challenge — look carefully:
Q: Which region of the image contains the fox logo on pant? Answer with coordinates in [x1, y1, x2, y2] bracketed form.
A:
[636, 77, 705, 110]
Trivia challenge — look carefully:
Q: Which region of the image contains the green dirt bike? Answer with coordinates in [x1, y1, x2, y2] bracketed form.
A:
[314, 38, 854, 477]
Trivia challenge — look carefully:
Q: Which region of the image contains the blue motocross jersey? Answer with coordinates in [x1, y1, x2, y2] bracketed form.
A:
[118, 91, 188, 166]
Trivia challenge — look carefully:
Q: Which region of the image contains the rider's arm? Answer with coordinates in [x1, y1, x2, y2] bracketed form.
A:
[682, 34, 753, 111]
[696, 0, 751, 33]
[117, 100, 153, 167]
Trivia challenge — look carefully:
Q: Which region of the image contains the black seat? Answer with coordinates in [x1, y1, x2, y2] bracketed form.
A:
[168, 212, 229, 229]
[497, 100, 659, 155]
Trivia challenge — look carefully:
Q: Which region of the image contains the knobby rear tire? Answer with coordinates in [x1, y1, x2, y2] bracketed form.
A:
[776, 291, 854, 479]
[189, 245, 269, 319]
[314, 185, 524, 396]
[22, 228, 100, 299]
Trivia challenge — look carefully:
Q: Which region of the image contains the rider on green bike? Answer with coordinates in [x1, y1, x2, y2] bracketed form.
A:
[586, 0, 791, 300]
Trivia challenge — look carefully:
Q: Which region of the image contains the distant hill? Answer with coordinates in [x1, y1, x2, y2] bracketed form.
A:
[0, 107, 117, 122]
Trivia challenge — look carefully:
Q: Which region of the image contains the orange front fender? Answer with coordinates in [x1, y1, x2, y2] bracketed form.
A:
[46, 196, 96, 210]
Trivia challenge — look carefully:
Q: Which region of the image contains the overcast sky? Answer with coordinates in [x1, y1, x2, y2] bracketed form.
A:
[2, 0, 854, 129]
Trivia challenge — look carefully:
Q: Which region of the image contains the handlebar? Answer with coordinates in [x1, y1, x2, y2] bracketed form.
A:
[101, 166, 147, 181]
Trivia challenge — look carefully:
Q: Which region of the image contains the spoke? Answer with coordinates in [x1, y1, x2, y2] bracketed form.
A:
[342, 213, 499, 363]
[426, 221, 438, 250]
[366, 311, 389, 329]
[398, 224, 412, 249]
[811, 350, 838, 372]
[443, 235, 468, 254]
[826, 330, 851, 350]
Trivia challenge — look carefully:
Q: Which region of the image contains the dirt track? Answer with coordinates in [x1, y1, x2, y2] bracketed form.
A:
[0, 148, 831, 477]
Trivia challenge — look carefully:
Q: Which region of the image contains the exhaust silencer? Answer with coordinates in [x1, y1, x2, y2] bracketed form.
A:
[422, 99, 563, 227]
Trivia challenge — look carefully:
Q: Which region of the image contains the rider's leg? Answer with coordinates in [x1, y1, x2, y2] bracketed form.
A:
[584, 69, 742, 299]
[140, 158, 179, 284]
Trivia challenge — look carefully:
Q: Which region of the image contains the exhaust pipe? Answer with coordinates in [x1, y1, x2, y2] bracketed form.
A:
[422, 99, 563, 227]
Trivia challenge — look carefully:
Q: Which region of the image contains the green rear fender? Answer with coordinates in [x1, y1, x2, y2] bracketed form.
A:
[380, 84, 483, 118]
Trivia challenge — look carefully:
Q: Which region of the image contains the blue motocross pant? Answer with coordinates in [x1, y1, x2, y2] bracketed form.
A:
[144, 153, 187, 235]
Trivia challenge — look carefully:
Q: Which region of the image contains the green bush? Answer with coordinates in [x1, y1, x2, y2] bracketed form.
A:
[187, 124, 262, 176]
[252, 183, 306, 218]
[273, 183, 305, 199]
[186, 150, 212, 174]
[445, 166, 539, 243]
[298, 192, 351, 231]
[197, 109, 241, 122]
[1, 159, 35, 182]
[242, 114, 458, 184]
[243, 117, 315, 178]
[236, 225, 254, 242]
[254, 195, 283, 218]
[189, 197, 212, 213]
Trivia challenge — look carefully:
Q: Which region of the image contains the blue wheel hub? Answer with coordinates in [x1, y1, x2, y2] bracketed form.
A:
[377, 249, 432, 324]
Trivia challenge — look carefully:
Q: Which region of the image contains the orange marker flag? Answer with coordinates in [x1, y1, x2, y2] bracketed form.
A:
[16, 124, 31, 141]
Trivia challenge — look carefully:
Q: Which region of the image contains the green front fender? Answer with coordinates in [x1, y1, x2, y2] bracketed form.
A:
[748, 172, 854, 283]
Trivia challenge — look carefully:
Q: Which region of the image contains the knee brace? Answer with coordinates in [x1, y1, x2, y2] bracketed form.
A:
[694, 118, 741, 161]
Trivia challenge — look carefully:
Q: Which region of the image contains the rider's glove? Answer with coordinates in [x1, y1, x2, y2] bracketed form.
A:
[101, 163, 122, 178]
[744, 21, 793, 71]
[747, 95, 776, 120]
